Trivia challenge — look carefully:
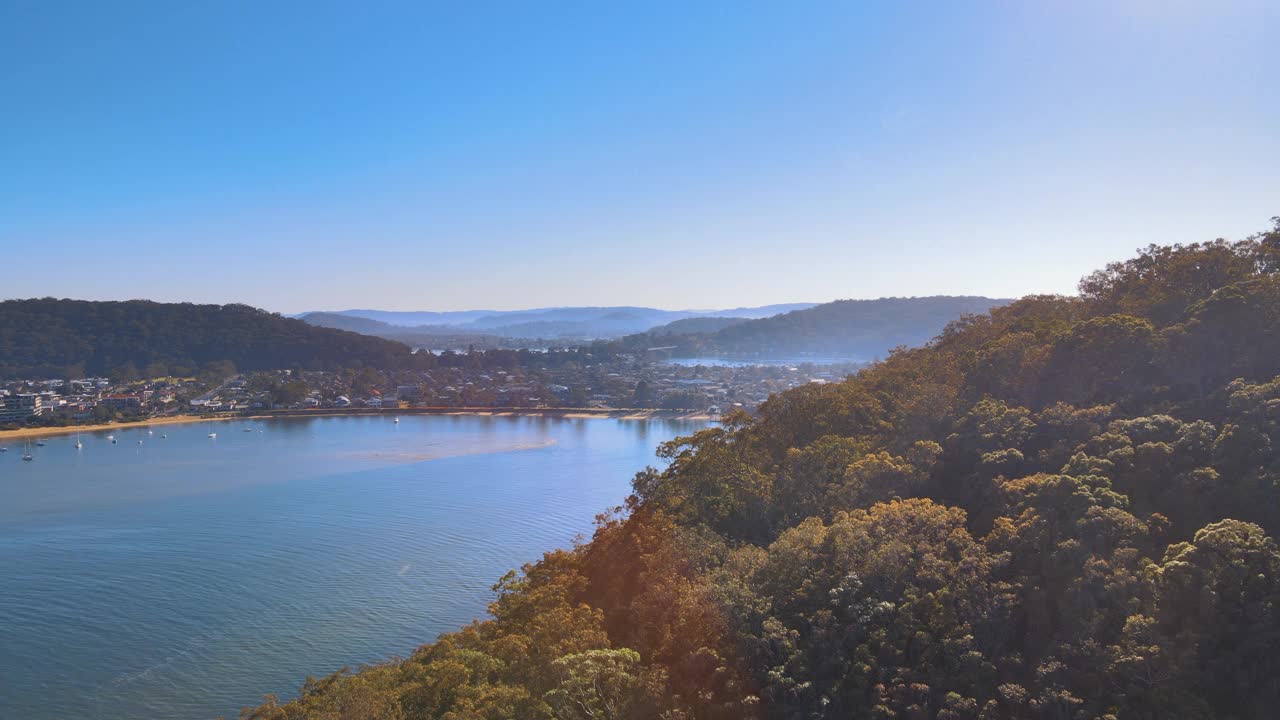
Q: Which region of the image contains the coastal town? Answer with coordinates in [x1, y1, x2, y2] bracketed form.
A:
[0, 355, 861, 430]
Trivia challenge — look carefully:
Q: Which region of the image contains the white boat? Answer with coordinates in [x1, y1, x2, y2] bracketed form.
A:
[208, 432, 217, 438]
[243, 427, 253, 432]
[0, 447, 8, 453]
[75, 433, 83, 450]
[22, 440, 33, 461]
[393, 417, 400, 424]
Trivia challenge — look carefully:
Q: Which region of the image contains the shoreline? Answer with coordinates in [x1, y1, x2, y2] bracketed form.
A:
[0, 407, 714, 441]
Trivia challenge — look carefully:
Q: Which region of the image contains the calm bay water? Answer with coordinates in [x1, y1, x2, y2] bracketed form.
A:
[0, 414, 705, 720]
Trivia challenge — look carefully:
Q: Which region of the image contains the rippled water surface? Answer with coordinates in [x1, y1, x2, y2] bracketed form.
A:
[0, 414, 705, 720]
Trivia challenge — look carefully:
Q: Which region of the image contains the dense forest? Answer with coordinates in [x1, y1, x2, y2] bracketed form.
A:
[624, 296, 1010, 361]
[244, 220, 1280, 720]
[0, 299, 415, 379]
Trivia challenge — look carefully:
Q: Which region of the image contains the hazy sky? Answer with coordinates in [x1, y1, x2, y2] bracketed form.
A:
[3, 1, 1277, 313]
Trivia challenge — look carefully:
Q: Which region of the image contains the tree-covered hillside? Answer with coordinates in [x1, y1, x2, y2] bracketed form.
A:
[298, 312, 407, 335]
[246, 222, 1280, 720]
[616, 296, 1010, 361]
[709, 295, 1011, 359]
[0, 299, 413, 379]
[643, 316, 750, 336]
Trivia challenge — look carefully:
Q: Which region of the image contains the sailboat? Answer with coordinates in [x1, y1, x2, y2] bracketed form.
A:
[393, 417, 400, 424]
[35, 440, 46, 447]
[75, 432, 83, 450]
[22, 440, 34, 461]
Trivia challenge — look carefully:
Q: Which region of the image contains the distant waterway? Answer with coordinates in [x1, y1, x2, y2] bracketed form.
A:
[0, 414, 706, 720]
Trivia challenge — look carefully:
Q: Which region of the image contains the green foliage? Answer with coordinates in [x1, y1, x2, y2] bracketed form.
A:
[543, 649, 645, 720]
[249, 222, 1280, 719]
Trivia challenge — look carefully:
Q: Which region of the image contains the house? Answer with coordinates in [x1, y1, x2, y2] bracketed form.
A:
[0, 394, 43, 422]
[100, 394, 143, 410]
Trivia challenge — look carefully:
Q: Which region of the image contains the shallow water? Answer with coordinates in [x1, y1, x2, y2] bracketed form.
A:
[0, 414, 705, 720]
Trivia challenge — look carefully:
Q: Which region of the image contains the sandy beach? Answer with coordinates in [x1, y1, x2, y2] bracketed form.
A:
[0, 407, 714, 441]
[0, 414, 239, 441]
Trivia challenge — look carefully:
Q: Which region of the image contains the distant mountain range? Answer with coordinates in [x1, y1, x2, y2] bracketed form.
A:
[297, 304, 816, 342]
[297, 312, 513, 350]
[301, 297, 1012, 360]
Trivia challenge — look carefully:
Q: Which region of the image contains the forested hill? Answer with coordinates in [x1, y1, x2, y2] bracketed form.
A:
[0, 299, 412, 379]
[297, 311, 405, 335]
[646, 315, 750, 335]
[625, 295, 1010, 360]
[247, 220, 1280, 720]
[707, 295, 1011, 358]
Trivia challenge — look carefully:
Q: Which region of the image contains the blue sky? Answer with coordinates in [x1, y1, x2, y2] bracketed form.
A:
[2, 1, 1276, 312]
